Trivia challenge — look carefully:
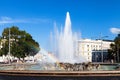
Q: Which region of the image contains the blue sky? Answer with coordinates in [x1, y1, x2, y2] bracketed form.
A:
[0, 0, 120, 50]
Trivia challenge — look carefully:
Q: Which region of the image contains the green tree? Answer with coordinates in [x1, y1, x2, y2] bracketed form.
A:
[107, 34, 120, 62]
[0, 26, 40, 60]
[114, 34, 120, 62]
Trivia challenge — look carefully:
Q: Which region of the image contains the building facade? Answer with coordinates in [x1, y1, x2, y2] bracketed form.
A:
[78, 39, 113, 62]
[0, 39, 6, 49]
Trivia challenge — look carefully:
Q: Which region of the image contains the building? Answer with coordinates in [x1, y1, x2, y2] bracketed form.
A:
[0, 38, 16, 63]
[78, 39, 113, 62]
[0, 39, 6, 49]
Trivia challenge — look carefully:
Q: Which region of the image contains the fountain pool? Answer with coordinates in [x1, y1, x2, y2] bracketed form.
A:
[0, 63, 118, 71]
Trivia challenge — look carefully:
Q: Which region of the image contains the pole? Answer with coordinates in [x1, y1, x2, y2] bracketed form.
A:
[100, 34, 108, 63]
[100, 33, 103, 63]
[101, 40, 103, 63]
[8, 28, 11, 64]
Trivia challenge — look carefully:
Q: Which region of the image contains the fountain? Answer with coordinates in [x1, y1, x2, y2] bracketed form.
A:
[0, 12, 119, 80]
[0, 12, 117, 71]
[51, 12, 86, 63]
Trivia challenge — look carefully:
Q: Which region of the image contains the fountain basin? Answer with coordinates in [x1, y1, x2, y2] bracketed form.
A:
[0, 70, 120, 80]
[0, 63, 119, 80]
[0, 63, 118, 71]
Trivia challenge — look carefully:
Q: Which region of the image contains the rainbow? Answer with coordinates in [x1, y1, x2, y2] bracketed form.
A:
[48, 52, 59, 63]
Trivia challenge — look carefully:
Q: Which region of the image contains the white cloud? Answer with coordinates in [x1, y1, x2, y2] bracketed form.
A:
[0, 16, 51, 25]
[0, 16, 27, 24]
[1, 16, 12, 21]
[110, 28, 120, 34]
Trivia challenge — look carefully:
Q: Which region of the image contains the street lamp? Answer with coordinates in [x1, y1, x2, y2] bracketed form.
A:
[3, 28, 11, 64]
[8, 28, 11, 64]
[101, 35, 108, 63]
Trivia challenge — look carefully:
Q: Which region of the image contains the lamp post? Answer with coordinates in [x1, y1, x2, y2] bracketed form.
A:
[101, 40, 103, 63]
[100, 35, 108, 63]
[8, 28, 11, 64]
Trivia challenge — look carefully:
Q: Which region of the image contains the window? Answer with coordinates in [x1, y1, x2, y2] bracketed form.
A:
[88, 49, 89, 51]
[87, 45, 89, 47]
[88, 53, 89, 55]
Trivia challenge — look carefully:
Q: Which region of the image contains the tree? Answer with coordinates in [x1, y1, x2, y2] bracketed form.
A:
[114, 34, 120, 62]
[107, 34, 120, 62]
[0, 26, 40, 60]
[107, 43, 116, 62]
